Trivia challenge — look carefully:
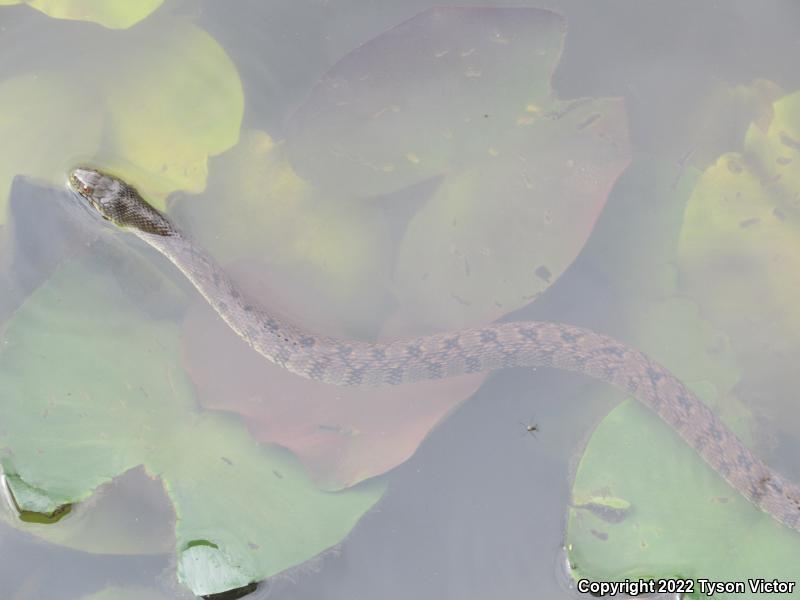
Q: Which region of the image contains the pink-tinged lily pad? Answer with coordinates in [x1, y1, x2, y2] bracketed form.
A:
[178, 8, 629, 489]
[182, 262, 486, 491]
[173, 135, 485, 490]
[285, 6, 630, 329]
[286, 6, 570, 199]
[393, 96, 629, 329]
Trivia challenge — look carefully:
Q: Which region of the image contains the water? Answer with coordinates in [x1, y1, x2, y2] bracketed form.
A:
[1, 1, 799, 598]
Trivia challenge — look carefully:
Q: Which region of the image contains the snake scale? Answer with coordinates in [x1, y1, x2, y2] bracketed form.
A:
[68, 167, 800, 533]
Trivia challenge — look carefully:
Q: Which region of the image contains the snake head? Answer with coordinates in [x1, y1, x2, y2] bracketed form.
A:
[68, 167, 174, 236]
[68, 168, 128, 222]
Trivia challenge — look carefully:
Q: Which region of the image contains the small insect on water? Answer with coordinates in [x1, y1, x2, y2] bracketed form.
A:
[520, 421, 540, 438]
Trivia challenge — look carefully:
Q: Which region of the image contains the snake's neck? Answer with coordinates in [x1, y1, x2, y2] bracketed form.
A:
[137, 227, 334, 357]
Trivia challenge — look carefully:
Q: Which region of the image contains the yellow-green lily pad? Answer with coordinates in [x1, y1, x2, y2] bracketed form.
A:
[678, 90, 800, 439]
[0, 19, 242, 223]
[0, 71, 103, 223]
[566, 397, 800, 599]
[559, 153, 786, 591]
[101, 22, 244, 201]
[0, 253, 384, 596]
[744, 89, 800, 195]
[170, 130, 393, 337]
[2, 0, 163, 29]
[561, 149, 800, 595]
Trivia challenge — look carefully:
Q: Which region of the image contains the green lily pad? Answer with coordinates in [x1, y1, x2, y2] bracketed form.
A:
[566, 397, 800, 599]
[0, 253, 384, 595]
[0, 20, 242, 223]
[2, 465, 175, 555]
[3, 0, 163, 29]
[561, 155, 800, 593]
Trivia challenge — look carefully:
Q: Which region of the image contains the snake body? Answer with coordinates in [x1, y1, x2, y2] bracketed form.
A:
[68, 167, 800, 532]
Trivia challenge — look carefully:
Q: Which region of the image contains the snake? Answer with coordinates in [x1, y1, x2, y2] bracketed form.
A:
[68, 166, 800, 533]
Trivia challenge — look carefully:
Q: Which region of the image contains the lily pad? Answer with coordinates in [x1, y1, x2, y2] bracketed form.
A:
[0, 20, 242, 222]
[0, 253, 384, 595]
[566, 398, 800, 599]
[182, 293, 487, 490]
[286, 6, 571, 198]
[169, 131, 487, 490]
[745, 89, 800, 194]
[678, 89, 800, 439]
[559, 155, 800, 591]
[3, 0, 163, 29]
[0, 71, 103, 224]
[1, 465, 175, 555]
[170, 130, 394, 337]
[394, 96, 630, 329]
[100, 22, 244, 201]
[175, 7, 630, 489]
[286, 7, 630, 329]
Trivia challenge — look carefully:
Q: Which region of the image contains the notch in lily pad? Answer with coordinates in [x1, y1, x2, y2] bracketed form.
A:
[3, 473, 72, 524]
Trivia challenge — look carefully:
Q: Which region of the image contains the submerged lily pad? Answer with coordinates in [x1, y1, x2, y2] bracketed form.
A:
[745, 89, 800, 194]
[0, 72, 103, 223]
[0, 20, 242, 222]
[678, 89, 800, 440]
[0, 254, 384, 595]
[1, 0, 163, 29]
[172, 131, 488, 491]
[175, 7, 630, 490]
[286, 7, 630, 329]
[287, 7, 571, 198]
[394, 97, 629, 329]
[101, 22, 244, 201]
[182, 292, 487, 491]
[171, 130, 394, 337]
